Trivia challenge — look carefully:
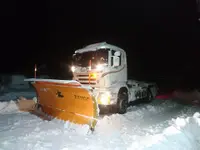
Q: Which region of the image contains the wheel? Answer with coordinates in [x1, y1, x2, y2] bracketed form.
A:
[117, 90, 128, 114]
[146, 88, 153, 102]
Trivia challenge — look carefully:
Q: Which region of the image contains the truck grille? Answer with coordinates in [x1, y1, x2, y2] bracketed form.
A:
[76, 74, 96, 85]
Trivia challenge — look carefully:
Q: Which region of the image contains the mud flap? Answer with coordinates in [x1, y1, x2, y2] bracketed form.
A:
[24, 79, 99, 130]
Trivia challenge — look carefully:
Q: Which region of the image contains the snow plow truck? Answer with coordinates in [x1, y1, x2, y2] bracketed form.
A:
[24, 42, 158, 130]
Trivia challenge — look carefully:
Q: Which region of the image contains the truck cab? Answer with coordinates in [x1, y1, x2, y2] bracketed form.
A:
[71, 42, 127, 87]
[71, 42, 157, 113]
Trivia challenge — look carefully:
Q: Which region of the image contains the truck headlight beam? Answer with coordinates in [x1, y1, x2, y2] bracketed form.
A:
[97, 92, 111, 105]
[71, 66, 75, 72]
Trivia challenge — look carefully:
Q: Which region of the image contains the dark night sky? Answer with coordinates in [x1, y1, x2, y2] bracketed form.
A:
[1, 0, 200, 89]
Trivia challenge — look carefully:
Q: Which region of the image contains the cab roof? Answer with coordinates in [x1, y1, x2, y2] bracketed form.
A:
[75, 42, 124, 54]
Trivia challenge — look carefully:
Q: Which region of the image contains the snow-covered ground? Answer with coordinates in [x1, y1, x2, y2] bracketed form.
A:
[0, 75, 200, 150]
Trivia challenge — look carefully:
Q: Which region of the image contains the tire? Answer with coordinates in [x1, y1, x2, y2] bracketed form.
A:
[117, 90, 128, 114]
[146, 88, 153, 102]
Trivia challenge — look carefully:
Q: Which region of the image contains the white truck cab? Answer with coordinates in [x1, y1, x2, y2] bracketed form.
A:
[71, 42, 158, 113]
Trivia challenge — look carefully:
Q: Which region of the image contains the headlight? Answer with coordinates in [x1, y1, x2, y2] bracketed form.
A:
[97, 92, 111, 105]
[96, 64, 105, 71]
[71, 66, 75, 72]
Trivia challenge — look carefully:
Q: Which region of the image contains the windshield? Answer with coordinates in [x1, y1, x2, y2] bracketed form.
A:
[72, 49, 108, 68]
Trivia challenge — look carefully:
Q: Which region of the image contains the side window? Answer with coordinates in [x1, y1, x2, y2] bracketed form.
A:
[111, 50, 121, 66]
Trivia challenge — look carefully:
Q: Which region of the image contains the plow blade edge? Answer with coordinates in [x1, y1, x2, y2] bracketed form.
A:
[25, 79, 99, 129]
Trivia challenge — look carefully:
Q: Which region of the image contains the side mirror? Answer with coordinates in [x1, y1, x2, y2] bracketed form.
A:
[113, 56, 120, 67]
[114, 51, 121, 57]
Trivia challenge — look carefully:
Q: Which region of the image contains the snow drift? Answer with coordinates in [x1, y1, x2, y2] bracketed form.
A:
[0, 98, 200, 149]
[129, 112, 200, 150]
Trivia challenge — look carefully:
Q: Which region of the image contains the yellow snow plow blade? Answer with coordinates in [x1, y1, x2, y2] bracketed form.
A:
[24, 79, 99, 129]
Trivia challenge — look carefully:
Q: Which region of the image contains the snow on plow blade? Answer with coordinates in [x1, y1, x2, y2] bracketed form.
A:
[24, 79, 99, 129]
